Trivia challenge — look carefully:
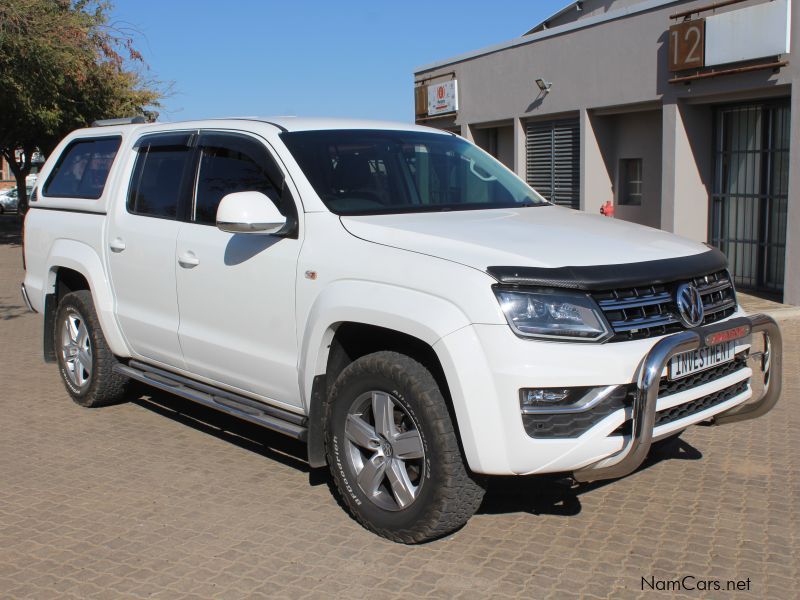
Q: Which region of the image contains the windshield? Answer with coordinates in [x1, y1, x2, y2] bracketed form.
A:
[281, 129, 548, 215]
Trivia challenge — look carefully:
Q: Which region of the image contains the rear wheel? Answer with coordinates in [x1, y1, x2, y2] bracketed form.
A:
[325, 351, 485, 543]
[55, 290, 128, 407]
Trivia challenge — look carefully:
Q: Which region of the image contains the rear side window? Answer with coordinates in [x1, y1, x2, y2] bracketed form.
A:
[128, 133, 194, 219]
[43, 137, 121, 199]
[194, 133, 282, 225]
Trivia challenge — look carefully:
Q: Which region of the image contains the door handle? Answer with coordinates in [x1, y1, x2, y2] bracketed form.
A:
[109, 237, 126, 253]
[178, 251, 200, 268]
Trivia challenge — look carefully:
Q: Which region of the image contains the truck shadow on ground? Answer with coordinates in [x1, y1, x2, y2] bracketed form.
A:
[480, 438, 702, 517]
[0, 303, 27, 320]
[131, 385, 703, 518]
[131, 385, 311, 474]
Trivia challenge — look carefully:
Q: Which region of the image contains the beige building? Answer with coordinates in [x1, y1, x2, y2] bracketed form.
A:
[0, 157, 13, 189]
[414, 0, 799, 304]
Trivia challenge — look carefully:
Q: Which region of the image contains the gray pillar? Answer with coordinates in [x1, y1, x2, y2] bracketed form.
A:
[783, 90, 800, 305]
[513, 117, 526, 179]
[581, 108, 612, 215]
[661, 102, 709, 242]
[661, 104, 679, 233]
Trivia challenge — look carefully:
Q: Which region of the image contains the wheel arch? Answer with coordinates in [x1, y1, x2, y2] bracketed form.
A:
[42, 266, 91, 362]
[306, 320, 463, 468]
[301, 283, 474, 467]
[44, 240, 130, 360]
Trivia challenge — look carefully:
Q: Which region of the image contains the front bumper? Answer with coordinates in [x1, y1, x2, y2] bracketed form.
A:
[434, 312, 781, 476]
[572, 313, 781, 481]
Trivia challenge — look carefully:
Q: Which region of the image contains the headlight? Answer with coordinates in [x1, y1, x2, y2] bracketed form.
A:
[494, 288, 611, 342]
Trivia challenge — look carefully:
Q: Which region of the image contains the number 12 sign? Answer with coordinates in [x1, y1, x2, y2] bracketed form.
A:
[669, 19, 705, 72]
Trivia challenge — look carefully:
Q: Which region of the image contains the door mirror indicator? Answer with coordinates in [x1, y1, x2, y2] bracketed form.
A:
[216, 191, 286, 235]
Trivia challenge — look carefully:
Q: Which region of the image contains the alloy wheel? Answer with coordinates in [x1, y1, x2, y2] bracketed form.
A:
[344, 391, 426, 511]
[60, 310, 92, 390]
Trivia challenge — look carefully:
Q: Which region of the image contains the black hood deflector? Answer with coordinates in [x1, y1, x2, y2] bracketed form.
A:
[487, 248, 728, 291]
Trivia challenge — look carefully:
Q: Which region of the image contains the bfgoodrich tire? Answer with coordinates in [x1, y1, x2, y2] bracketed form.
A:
[325, 351, 485, 543]
[55, 290, 129, 407]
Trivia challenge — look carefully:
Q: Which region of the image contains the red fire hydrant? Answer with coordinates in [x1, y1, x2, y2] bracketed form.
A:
[600, 200, 615, 218]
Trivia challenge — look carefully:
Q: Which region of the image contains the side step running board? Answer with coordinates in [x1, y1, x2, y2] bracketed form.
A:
[113, 360, 308, 441]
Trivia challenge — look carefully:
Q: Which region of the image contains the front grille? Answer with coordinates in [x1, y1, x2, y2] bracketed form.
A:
[612, 373, 750, 437]
[653, 379, 748, 428]
[658, 354, 747, 397]
[593, 270, 737, 342]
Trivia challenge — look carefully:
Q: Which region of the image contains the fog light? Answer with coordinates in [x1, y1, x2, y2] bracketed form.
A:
[523, 388, 571, 406]
[519, 385, 621, 414]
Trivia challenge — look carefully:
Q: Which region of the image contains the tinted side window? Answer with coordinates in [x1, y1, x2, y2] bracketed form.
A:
[194, 135, 281, 225]
[43, 137, 121, 199]
[128, 134, 194, 219]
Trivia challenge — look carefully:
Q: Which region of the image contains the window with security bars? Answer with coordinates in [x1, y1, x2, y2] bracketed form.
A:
[525, 119, 580, 209]
[710, 101, 790, 295]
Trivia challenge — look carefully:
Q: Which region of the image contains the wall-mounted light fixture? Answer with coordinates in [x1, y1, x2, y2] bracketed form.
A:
[535, 78, 552, 93]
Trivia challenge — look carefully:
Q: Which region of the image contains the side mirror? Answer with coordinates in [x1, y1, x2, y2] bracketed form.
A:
[216, 191, 287, 235]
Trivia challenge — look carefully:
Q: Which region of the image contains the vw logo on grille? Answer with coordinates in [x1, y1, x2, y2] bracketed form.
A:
[676, 283, 704, 328]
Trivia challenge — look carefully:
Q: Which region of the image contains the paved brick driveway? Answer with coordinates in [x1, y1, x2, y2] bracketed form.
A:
[0, 215, 798, 599]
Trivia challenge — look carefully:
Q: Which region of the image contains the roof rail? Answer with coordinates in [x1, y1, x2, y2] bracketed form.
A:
[91, 116, 147, 127]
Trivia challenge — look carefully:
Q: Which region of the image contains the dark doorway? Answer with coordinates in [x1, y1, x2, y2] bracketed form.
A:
[710, 101, 790, 298]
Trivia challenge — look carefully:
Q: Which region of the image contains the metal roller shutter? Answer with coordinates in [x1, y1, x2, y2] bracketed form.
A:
[525, 119, 580, 209]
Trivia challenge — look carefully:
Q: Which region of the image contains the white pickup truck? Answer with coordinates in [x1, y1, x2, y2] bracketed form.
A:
[21, 117, 782, 543]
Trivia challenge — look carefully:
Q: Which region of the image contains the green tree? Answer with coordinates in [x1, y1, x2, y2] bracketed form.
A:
[0, 0, 162, 212]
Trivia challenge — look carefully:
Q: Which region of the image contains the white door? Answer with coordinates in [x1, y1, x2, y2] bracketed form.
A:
[175, 132, 302, 407]
[107, 131, 196, 368]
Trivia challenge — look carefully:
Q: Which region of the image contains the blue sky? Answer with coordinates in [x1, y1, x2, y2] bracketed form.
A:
[111, 0, 566, 123]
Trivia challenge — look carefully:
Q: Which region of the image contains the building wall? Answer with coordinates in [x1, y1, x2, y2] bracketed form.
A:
[415, 0, 799, 303]
[592, 109, 664, 228]
[417, 0, 795, 124]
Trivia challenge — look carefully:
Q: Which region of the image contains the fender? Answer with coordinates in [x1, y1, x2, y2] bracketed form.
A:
[298, 279, 472, 409]
[46, 239, 130, 358]
[300, 280, 474, 468]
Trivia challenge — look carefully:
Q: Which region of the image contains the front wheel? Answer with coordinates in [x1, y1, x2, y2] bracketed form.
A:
[325, 351, 485, 543]
[55, 290, 129, 407]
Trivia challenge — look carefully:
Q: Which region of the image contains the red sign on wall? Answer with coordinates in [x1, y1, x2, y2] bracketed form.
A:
[427, 80, 458, 116]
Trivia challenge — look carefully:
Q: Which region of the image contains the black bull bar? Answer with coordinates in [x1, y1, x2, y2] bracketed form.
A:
[573, 313, 782, 483]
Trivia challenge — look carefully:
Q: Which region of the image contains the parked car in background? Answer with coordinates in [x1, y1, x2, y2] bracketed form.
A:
[0, 186, 32, 213]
